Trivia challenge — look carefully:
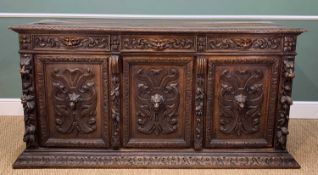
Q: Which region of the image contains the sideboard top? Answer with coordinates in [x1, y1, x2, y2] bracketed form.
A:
[10, 19, 305, 34]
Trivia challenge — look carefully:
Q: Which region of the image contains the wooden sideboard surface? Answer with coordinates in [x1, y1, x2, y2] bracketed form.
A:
[10, 20, 305, 168]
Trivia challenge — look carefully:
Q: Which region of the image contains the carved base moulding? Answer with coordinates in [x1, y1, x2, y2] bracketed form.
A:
[10, 20, 305, 169]
[14, 149, 299, 169]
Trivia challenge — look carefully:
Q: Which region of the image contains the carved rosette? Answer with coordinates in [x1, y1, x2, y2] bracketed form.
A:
[110, 55, 121, 148]
[135, 67, 180, 135]
[219, 69, 264, 136]
[194, 56, 207, 150]
[51, 68, 97, 135]
[34, 35, 110, 50]
[207, 36, 281, 51]
[20, 54, 38, 148]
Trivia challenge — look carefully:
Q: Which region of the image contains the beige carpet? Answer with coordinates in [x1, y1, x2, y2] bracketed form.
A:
[0, 116, 317, 175]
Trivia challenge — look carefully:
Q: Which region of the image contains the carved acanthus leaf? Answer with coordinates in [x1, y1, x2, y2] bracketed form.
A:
[52, 68, 97, 135]
[219, 69, 264, 136]
[136, 68, 180, 135]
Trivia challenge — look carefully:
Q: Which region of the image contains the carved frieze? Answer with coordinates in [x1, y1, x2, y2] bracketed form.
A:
[51, 68, 97, 135]
[219, 69, 264, 136]
[207, 36, 281, 51]
[33, 35, 110, 50]
[13, 152, 299, 168]
[135, 68, 180, 135]
[20, 54, 38, 148]
[121, 35, 195, 51]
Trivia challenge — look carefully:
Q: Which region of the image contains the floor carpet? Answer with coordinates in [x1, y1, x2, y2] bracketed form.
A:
[0, 116, 317, 175]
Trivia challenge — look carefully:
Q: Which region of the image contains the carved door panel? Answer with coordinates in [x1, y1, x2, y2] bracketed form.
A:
[123, 56, 193, 148]
[34, 55, 109, 147]
[205, 56, 279, 148]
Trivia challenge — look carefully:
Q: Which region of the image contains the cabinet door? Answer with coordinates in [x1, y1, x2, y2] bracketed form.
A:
[123, 56, 193, 148]
[205, 56, 279, 148]
[35, 55, 109, 147]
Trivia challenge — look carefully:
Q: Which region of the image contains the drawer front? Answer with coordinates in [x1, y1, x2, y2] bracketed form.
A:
[123, 56, 193, 148]
[206, 34, 282, 52]
[35, 55, 109, 147]
[33, 34, 110, 51]
[121, 35, 196, 52]
[205, 56, 279, 148]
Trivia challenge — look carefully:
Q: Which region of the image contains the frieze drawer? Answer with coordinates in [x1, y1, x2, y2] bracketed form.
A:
[32, 34, 111, 51]
[206, 34, 283, 52]
[121, 35, 196, 52]
[10, 20, 305, 169]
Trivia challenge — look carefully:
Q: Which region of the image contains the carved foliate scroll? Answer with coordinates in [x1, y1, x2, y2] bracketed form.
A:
[20, 54, 38, 148]
[219, 69, 264, 136]
[34, 35, 110, 50]
[194, 56, 207, 150]
[135, 68, 180, 135]
[51, 68, 97, 135]
[110, 55, 121, 148]
[122, 35, 195, 51]
[207, 36, 281, 51]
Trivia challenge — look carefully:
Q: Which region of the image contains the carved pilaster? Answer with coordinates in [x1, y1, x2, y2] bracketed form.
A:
[275, 35, 297, 150]
[20, 54, 38, 148]
[194, 56, 207, 150]
[110, 55, 121, 149]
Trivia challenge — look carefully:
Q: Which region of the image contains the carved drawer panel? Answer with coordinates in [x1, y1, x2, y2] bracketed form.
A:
[206, 35, 282, 52]
[34, 55, 109, 147]
[33, 34, 110, 51]
[205, 56, 279, 148]
[123, 56, 193, 148]
[121, 35, 196, 52]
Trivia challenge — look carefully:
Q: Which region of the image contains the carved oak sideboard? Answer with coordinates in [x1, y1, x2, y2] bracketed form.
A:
[10, 20, 305, 168]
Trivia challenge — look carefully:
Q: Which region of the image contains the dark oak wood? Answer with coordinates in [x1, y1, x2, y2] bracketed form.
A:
[10, 20, 305, 169]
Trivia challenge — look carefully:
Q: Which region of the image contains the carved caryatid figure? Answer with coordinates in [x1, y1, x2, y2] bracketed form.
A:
[51, 68, 97, 135]
[135, 68, 180, 135]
